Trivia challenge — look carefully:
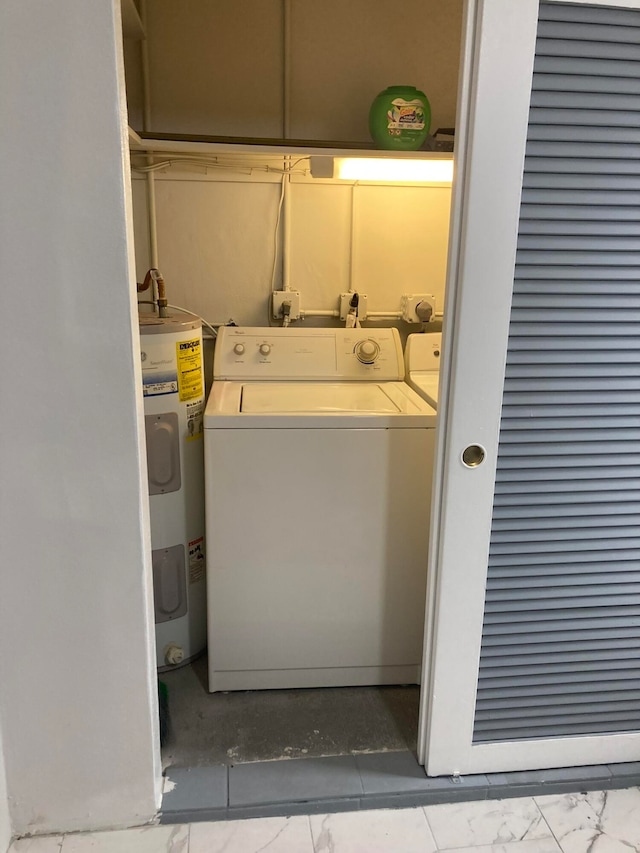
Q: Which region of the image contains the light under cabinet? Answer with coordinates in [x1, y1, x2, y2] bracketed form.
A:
[310, 155, 454, 183]
[128, 131, 455, 184]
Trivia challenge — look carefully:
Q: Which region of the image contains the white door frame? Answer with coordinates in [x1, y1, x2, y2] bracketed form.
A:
[418, 0, 640, 776]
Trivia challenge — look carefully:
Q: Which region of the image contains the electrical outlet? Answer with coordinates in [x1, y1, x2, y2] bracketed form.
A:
[339, 293, 368, 321]
[401, 293, 436, 323]
[272, 290, 301, 321]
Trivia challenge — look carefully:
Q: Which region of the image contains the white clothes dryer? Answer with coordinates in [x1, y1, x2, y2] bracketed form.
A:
[405, 332, 442, 410]
[204, 326, 437, 693]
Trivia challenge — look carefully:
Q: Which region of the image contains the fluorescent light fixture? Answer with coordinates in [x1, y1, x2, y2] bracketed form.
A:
[310, 155, 453, 183]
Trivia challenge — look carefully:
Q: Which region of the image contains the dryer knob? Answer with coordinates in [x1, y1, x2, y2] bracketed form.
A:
[233, 343, 245, 355]
[355, 339, 380, 364]
[259, 343, 272, 356]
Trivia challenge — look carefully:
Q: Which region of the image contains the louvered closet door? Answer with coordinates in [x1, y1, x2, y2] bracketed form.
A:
[420, 0, 640, 777]
[474, 0, 640, 745]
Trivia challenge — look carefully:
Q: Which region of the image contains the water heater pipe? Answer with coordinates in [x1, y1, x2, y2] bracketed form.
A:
[139, 269, 168, 317]
[146, 174, 159, 271]
[150, 269, 168, 317]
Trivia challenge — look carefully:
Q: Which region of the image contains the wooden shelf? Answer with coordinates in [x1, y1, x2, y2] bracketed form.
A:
[128, 126, 143, 148]
[128, 131, 451, 160]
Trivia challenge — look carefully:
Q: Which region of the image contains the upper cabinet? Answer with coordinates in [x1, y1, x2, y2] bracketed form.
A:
[122, 0, 463, 145]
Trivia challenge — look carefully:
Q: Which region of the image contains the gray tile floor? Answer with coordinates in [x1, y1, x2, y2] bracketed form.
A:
[11, 788, 640, 851]
[160, 750, 640, 824]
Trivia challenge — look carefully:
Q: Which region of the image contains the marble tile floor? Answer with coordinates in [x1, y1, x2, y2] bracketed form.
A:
[9, 787, 640, 852]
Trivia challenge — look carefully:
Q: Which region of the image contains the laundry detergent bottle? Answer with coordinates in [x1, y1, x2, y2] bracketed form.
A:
[369, 85, 431, 151]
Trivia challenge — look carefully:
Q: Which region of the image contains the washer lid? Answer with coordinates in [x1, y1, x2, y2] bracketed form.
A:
[204, 380, 437, 428]
[241, 383, 399, 414]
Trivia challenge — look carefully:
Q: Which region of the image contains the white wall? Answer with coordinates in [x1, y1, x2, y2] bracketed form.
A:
[132, 171, 452, 329]
[0, 0, 160, 836]
[0, 730, 10, 852]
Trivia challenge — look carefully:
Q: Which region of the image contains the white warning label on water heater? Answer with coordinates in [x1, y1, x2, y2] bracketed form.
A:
[186, 400, 204, 441]
[188, 537, 205, 584]
[140, 339, 178, 397]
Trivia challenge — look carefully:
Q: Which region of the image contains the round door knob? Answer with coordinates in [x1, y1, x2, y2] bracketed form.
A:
[355, 339, 380, 364]
[233, 343, 245, 355]
[462, 445, 486, 468]
[259, 343, 271, 356]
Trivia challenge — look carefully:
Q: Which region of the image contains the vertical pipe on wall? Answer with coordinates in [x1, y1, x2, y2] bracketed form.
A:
[282, 167, 292, 291]
[145, 173, 159, 272]
[140, 0, 159, 273]
[280, 0, 293, 292]
[348, 183, 358, 293]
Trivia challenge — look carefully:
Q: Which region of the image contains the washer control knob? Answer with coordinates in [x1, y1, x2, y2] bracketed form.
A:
[233, 343, 245, 355]
[355, 339, 380, 364]
[259, 343, 271, 356]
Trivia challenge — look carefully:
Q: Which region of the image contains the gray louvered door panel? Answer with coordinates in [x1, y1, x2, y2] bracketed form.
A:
[473, 1, 640, 744]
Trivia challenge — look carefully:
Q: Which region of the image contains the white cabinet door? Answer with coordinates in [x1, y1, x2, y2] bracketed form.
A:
[418, 0, 640, 776]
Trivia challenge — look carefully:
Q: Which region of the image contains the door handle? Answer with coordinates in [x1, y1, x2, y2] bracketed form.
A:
[462, 444, 486, 468]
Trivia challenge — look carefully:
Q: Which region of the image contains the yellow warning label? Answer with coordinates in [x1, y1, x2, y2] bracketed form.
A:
[176, 338, 204, 402]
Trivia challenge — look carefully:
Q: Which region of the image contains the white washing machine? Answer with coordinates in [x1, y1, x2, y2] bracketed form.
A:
[405, 332, 442, 410]
[204, 326, 437, 693]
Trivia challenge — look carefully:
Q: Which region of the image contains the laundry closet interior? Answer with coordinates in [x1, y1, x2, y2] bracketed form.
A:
[124, 0, 464, 772]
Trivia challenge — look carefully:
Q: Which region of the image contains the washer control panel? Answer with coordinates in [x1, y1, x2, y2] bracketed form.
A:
[405, 332, 442, 370]
[214, 327, 404, 381]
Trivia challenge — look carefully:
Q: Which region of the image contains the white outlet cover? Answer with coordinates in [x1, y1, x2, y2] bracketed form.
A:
[339, 293, 368, 320]
[272, 290, 301, 320]
[401, 294, 435, 323]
